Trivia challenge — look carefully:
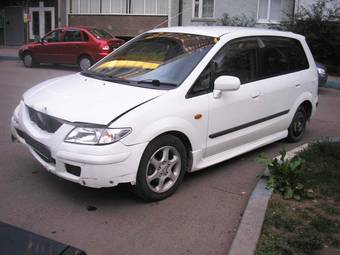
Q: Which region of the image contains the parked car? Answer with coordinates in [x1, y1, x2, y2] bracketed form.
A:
[18, 26, 125, 70]
[11, 27, 318, 201]
[316, 62, 328, 86]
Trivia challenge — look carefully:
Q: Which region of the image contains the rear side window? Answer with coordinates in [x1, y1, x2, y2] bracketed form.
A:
[82, 31, 89, 41]
[259, 37, 309, 78]
[64, 30, 83, 42]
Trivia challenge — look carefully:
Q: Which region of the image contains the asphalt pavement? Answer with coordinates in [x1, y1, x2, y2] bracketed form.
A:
[0, 49, 339, 255]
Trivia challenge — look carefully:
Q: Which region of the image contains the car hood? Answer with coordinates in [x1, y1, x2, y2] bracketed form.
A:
[19, 41, 40, 50]
[23, 73, 166, 125]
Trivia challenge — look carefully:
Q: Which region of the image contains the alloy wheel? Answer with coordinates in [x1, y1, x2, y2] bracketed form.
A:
[146, 146, 181, 193]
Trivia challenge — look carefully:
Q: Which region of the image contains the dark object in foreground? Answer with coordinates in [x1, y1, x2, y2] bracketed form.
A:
[0, 221, 86, 255]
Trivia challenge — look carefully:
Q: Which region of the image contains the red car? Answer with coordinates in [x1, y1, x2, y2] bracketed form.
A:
[19, 26, 125, 70]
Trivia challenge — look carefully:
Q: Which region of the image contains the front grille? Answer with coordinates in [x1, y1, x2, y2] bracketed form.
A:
[27, 106, 63, 133]
[16, 128, 56, 164]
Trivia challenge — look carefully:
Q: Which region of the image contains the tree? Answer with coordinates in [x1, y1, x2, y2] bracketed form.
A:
[273, 0, 340, 73]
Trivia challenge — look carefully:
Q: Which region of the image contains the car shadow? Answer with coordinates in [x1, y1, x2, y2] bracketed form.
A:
[34, 63, 80, 72]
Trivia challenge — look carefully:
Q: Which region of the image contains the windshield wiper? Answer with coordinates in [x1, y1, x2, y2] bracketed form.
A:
[81, 71, 130, 84]
[81, 70, 109, 80]
[136, 79, 177, 87]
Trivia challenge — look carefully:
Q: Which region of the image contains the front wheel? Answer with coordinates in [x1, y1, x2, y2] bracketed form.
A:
[133, 135, 187, 202]
[23, 53, 38, 67]
[287, 106, 307, 142]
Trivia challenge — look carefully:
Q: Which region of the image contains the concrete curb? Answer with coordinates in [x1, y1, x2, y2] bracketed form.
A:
[324, 80, 340, 90]
[228, 143, 309, 255]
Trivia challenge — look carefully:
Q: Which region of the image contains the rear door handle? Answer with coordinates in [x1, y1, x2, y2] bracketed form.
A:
[251, 91, 260, 99]
[295, 83, 301, 88]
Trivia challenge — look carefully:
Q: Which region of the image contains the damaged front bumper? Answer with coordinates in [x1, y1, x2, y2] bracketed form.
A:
[10, 102, 146, 188]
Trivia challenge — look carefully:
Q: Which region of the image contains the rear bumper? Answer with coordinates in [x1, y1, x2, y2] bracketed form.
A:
[92, 52, 110, 63]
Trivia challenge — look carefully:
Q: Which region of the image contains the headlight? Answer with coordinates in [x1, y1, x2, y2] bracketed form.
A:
[65, 127, 132, 145]
[317, 67, 326, 76]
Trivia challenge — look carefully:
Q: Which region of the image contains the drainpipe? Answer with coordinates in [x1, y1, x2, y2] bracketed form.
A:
[178, 0, 182, 26]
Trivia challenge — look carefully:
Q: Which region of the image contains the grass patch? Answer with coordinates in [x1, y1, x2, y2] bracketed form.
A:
[256, 141, 340, 255]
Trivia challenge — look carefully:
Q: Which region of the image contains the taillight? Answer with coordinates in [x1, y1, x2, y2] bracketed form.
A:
[102, 45, 110, 51]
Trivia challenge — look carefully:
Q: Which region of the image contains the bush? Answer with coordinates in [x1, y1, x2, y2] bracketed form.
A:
[216, 13, 256, 27]
[258, 150, 309, 200]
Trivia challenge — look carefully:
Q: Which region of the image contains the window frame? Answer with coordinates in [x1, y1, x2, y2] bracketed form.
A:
[62, 29, 84, 42]
[42, 29, 62, 43]
[186, 35, 310, 99]
[187, 36, 261, 98]
[256, 0, 282, 24]
[69, 0, 168, 15]
[192, 0, 215, 20]
[257, 36, 310, 80]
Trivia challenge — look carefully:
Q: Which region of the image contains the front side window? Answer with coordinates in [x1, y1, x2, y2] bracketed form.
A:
[257, 0, 282, 23]
[212, 37, 259, 84]
[43, 30, 60, 42]
[193, 0, 215, 19]
[82, 33, 216, 89]
[188, 37, 259, 97]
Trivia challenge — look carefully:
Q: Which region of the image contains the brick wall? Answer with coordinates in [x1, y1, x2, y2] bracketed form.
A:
[68, 15, 168, 37]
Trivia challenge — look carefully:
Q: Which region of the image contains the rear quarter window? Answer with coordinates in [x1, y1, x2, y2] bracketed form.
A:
[259, 36, 309, 78]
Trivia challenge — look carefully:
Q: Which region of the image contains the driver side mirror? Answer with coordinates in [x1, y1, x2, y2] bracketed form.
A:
[213, 76, 241, 99]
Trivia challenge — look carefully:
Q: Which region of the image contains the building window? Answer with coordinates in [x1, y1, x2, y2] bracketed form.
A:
[257, 0, 282, 23]
[70, 0, 168, 15]
[193, 0, 214, 19]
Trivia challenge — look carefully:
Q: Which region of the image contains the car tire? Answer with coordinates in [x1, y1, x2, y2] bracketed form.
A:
[23, 53, 38, 67]
[287, 106, 307, 143]
[79, 56, 92, 71]
[133, 135, 187, 202]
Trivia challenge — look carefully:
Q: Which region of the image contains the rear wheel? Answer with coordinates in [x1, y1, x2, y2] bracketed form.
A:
[79, 56, 92, 71]
[287, 106, 307, 142]
[133, 135, 187, 202]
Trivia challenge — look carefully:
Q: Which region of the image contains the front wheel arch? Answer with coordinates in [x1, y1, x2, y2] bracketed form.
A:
[133, 134, 188, 202]
[153, 131, 193, 171]
[300, 100, 313, 121]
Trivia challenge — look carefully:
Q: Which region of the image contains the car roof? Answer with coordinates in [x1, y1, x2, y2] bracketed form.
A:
[57, 26, 97, 31]
[149, 26, 301, 39]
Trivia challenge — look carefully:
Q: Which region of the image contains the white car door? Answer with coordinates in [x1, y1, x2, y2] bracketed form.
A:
[203, 37, 268, 157]
[257, 36, 311, 134]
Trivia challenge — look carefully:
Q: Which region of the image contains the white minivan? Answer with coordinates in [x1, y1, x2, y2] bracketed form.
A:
[11, 27, 318, 201]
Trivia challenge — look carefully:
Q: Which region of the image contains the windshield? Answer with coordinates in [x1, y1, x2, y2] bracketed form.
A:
[89, 28, 113, 39]
[83, 32, 216, 88]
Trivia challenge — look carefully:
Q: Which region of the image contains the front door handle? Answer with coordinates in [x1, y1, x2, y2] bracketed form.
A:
[251, 91, 260, 99]
[295, 83, 301, 88]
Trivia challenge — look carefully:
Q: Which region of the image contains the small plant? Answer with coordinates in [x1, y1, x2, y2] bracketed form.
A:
[215, 13, 256, 27]
[257, 150, 312, 200]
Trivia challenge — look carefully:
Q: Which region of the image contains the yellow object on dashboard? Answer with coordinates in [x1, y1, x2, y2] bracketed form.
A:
[97, 60, 160, 70]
